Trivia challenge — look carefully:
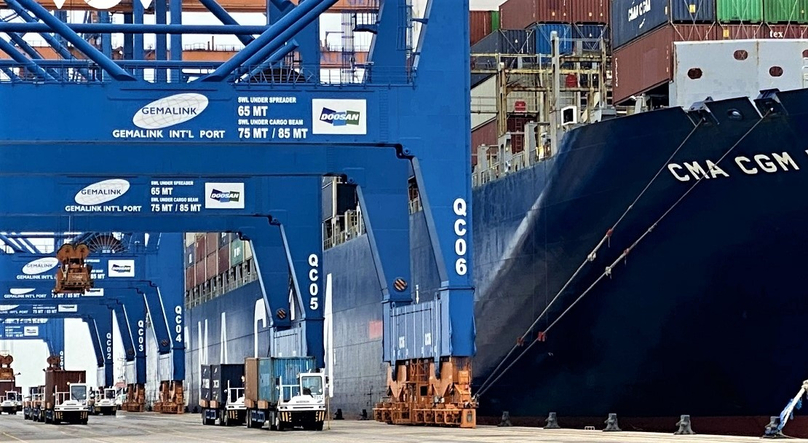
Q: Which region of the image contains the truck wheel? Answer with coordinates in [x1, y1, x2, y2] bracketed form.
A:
[246, 413, 252, 428]
[222, 412, 229, 426]
[314, 421, 324, 431]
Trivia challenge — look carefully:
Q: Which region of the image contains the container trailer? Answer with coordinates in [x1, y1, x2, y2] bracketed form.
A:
[43, 370, 90, 424]
[200, 363, 246, 426]
[243, 357, 326, 431]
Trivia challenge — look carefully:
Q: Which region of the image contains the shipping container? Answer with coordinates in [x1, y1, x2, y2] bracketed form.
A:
[613, 24, 720, 103]
[244, 241, 253, 261]
[205, 253, 217, 281]
[720, 23, 767, 37]
[764, 0, 808, 22]
[230, 238, 244, 266]
[471, 29, 537, 54]
[765, 22, 808, 36]
[575, 0, 611, 22]
[717, 0, 763, 22]
[218, 246, 229, 275]
[184, 233, 195, 247]
[257, 357, 315, 404]
[205, 233, 217, 251]
[471, 119, 498, 167]
[200, 365, 210, 404]
[244, 358, 259, 403]
[195, 235, 207, 260]
[612, 0, 717, 49]
[574, 23, 608, 51]
[471, 10, 497, 46]
[184, 245, 194, 269]
[217, 232, 230, 249]
[210, 364, 244, 405]
[185, 267, 195, 291]
[500, 0, 570, 29]
[535, 23, 574, 55]
[195, 260, 206, 285]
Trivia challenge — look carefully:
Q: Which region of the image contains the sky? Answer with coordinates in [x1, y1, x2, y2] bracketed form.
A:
[470, 0, 506, 9]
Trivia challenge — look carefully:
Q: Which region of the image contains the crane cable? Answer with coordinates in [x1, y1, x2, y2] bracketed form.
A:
[476, 110, 768, 399]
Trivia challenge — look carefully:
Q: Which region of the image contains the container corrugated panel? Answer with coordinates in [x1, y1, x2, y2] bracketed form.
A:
[217, 232, 229, 249]
[185, 267, 194, 291]
[257, 357, 316, 404]
[200, 365, 210, 402]
[471, 119, 498, 167]
[218, 246, 229, 275]
[335, 184, 357, 215]
[574, 0, 611, 23]
[205, 233, 218, 251]
[44, 370, 85, 407]
[205, 253, 217, 281]
[574, 23, 608, 51]
[471, 29, 537, 54]
[195, 235, 206, 260]
[717, 0, 763, 22]
[211, 364, 244, 404]
[613, 24, 720, 103]
[764, 0, 808, 22]
[244, 241, 253, 260]
[244, 358, 259, 402]
[230, 238, 244, 265]
[471, 10, 495, 46]
[719, 23, 767, 37]
[671, 0, 717, 21]
[492, 11, 501, 30]
[535, 23, 574, 55]
[184, 245, 194, 269]
[194, 261, 206, 285]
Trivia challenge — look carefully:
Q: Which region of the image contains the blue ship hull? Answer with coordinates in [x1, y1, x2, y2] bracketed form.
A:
[185, 90, 808, 436]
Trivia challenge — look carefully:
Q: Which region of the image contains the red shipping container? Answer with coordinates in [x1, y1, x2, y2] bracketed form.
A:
[195, 261, 206, 285]
[471, 10, 495, 46]
[218, 246, 230, 275]
[471, 119, 498, 167]
[205, 233, 217, 252]
[205, 253, 217, 281]
[195, 234, 207, 259]
[185, 267, 195, 291]
[500, 0, 609, 29]
[613, 24, 720, 104]
[719, 24, 768, 39]
[762, 23, 808, 38]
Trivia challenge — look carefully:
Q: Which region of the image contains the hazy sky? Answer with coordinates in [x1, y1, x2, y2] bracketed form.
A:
[470, 0, 506, 9]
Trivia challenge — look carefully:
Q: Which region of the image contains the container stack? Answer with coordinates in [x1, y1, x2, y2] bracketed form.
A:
[471, 10, 501, 46]
[611, 0, 808, 104]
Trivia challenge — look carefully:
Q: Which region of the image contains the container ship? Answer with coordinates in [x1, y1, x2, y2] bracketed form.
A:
[174, 0, 808, 437]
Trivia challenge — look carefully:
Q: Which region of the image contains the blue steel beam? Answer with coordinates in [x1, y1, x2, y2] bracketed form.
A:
[197, 0, 255, 46]
[169, 0, 182, 83]
[121, 296, 147, 385]
[0, 233, 25, 253]
[3, 0, 91, 81]
[14, 235, 41, 254]
[243, 39, 298, 80]
[155, 0, 167, 82]
[200, 0, 336, 82]
[12, 0, 135, 81]
[0, 22, 270, 34]
[5, 34, 63, 80]
[0, 67, 19, 81]
[0, 38, 55, 81]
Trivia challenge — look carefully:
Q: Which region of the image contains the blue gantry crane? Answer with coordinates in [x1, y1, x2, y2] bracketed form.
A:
[0, 0, 474, 426]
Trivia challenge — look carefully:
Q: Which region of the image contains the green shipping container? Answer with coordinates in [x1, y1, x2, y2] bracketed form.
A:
[229, 238, 244, 265]
[491, 11, 500, 31]
[718, 0, 764, 22]
[764, 0, 808, 22]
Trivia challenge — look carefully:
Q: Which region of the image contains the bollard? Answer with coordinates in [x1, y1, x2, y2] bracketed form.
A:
[763, 416, 784, 438]
[603, 413, 621, 431]
[545, 412, 560, 429]
[674, 414, 695, 435]
[334, 408, 344, 420]
[498, 410, 512, 427]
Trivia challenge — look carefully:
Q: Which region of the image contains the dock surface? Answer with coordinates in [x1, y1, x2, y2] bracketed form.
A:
[0, 412, 804, 442]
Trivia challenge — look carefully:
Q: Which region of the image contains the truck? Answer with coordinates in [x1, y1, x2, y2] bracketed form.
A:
[243, 357, 326, 431]
[1, 389, 21, 414]
[23, 386, 40, 419]
[91, 388, 118, 415]
[200, 364, 246, 426]
[43, 369, 90, 424]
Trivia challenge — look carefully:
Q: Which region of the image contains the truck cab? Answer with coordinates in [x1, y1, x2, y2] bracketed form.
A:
[220, 385, 246, 426]
[47, 382, 90, 424]
[1, 390, 20, 414]
[94, 388, 118, 415]
[274, 372, 327, 431]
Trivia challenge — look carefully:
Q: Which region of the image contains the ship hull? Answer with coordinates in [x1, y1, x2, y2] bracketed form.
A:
[184, 90, 808, 436]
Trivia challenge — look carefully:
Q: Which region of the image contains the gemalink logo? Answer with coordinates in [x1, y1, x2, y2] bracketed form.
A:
[319, 108, 361, 126]
[204, 183, 245, 209]
[108, 259, 135, 278]
[312, 99, 367, 135]
[75, 179, 130, 206]
[133, 93, 209, 130]
[21, 257, 59, 275]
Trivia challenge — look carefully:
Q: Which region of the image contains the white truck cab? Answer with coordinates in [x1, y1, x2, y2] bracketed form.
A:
[94, 388, 117, 415]
[275, 372, 327, 431]
[1, 390, 20, 414]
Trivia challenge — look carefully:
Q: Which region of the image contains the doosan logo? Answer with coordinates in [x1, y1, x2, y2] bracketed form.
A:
[133, 93, 209, 130]
[22, 258, 59, 275]
[108, 260, 135, 277]
[319, 108, 361, 126]
[75, 179, 130, 206]
[311, 99, 367, 135]
[204, 183, 245, 209]
[209, 189, 240, 203]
